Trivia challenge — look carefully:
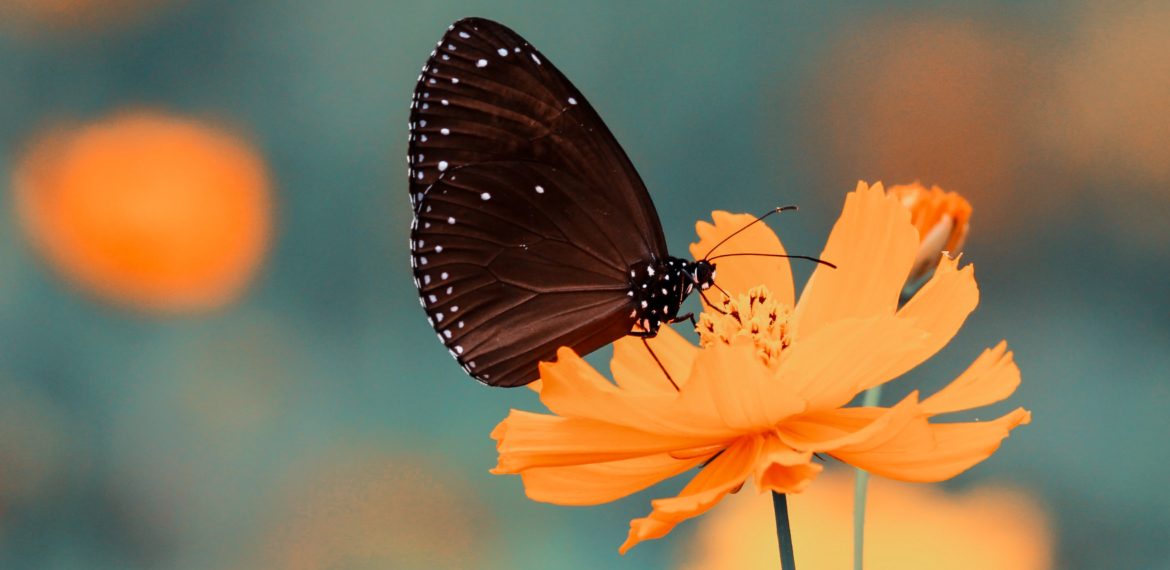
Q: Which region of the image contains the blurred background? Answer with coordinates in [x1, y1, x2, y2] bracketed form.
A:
[0, 1, 1166, 568]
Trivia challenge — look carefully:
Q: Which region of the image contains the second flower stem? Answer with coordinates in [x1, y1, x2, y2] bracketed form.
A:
[852, 383, 884, 570]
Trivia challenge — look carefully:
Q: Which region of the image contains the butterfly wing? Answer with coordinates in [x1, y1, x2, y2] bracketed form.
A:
[407, 18, 668, 387]
[410, 161, 639, 387]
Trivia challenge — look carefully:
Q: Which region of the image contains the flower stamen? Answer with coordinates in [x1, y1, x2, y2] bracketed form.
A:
[697, 285, 791, 365]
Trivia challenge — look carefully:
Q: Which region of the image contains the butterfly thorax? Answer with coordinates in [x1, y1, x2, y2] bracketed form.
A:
[627, 256, 716, 334]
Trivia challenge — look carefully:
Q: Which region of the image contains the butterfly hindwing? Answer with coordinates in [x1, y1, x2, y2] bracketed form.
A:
[410, 161, 639, 387]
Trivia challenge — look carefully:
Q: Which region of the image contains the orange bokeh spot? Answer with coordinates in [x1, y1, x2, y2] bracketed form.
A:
[804, 15, 1038, 230]
[0, 0, 172, 34]
[14, 111, 273, 313]
[682, 470, 1053, 570]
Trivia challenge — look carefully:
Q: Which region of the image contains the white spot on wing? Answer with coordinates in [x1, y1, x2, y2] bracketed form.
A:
[476, 59, 488, 68]
[447, 216, 456, 224]
[530, 53, 541, 65]
[440, 128, 450, 135]
[480, 192, 491, 201]
[568, 97, 577, 105]
[438, 160, 448, 171]
[458, 31, 470, 39]
[497, 48, 508, 56]
[534, 185, 545, 194]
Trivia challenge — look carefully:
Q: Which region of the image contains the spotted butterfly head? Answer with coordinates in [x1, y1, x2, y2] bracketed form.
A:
[690, 260, 716, 291]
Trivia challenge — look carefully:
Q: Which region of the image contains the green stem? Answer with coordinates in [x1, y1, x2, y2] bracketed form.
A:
[852, 383, 884, 570]
[772, 491, 796, 570]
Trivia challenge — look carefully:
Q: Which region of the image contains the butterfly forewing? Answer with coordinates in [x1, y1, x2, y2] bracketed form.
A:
[408, 17, 666, 256]
[411, 161, 640, 387]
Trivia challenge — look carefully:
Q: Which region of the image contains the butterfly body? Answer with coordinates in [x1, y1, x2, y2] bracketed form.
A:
[408, 18, 711, 387]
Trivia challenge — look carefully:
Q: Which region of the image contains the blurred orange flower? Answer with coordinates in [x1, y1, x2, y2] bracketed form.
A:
[13, 111, 273, 313]
[491, 182, 1029, 553]
[888, 182, 972, 284]
[0, 0, 172, 34]
[681, 470, 1053, 569]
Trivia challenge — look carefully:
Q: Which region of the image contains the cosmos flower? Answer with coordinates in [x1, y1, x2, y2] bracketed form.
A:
[681, 470, 1052, 569]
[490, 182, 1029, 553]
[888, 182, 972, 284]
[13, 110, 273, 313]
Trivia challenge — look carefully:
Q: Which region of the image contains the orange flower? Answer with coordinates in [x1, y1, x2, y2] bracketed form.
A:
[889, 182, 972, 284]
[491, 182, 1029, 553]
[13, 111, 273, 313]
[681, 470, 1052, 569]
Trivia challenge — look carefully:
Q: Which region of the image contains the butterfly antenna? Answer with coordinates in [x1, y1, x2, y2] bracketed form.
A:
[706, 252, 837, 269]
[701, 205, 798, 260]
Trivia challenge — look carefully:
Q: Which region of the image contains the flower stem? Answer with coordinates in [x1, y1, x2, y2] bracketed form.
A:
[772, 491, 796, 570]
[852, 383, 884, 570]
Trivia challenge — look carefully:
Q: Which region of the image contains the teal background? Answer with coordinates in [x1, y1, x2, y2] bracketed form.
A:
[1, 1, 1168, 568]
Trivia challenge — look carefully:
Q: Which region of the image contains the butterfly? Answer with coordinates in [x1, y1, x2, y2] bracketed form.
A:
[407, 18, 790, 387]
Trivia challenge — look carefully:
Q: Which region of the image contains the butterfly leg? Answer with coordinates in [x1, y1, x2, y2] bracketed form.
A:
[670, 312, 698, 329]
[628, 331, 681, 392]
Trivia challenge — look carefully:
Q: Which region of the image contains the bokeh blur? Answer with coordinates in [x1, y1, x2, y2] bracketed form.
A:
[0, 1, 1166, 569]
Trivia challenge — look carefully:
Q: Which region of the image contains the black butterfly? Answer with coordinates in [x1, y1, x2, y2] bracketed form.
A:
[407, 18, 720, 387]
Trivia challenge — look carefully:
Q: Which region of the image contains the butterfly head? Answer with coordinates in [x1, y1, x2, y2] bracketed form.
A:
[689, 260, 716, 291]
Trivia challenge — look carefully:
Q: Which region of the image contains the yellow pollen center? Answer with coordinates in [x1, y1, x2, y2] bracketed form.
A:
[697, 285, 792, 365]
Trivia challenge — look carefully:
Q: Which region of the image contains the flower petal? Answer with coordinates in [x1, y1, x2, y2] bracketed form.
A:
[491, 410, 720, 472]
[538, 347, 669, 424]
[519, 453, 708, 506]
[753, 435, 822, 494]
[539, 345, 751, 438]
[833, 408, 1032, 482]
[885, 254, 980, 378]
[778, 391, 926, 453]
[611, 325, 698, 393]
[677, 340, 807, 433]
[793, 182, 919, 340]
[921, 341, 1021, 415]
[689, 211, 795, 308]
[778, 314, 927, 410]
[620, 436, 763, 554]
